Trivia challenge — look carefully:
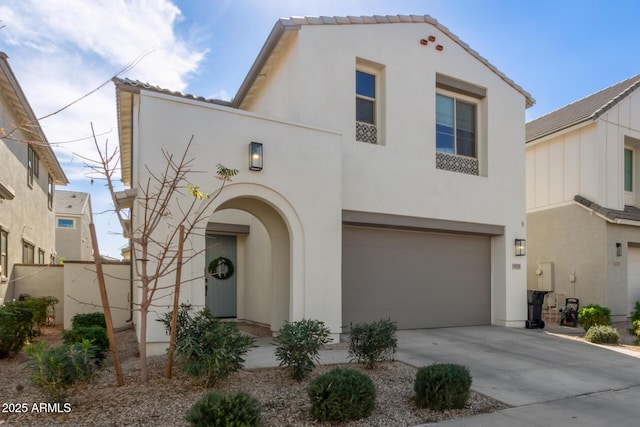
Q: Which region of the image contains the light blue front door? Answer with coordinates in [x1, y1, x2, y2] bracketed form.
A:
[205, 234, 237, 318]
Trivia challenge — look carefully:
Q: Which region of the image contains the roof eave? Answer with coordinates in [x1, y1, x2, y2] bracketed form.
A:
[0, 52, 68, 185]
[526, 118, 594, 146]
[231, 20, 300, 109]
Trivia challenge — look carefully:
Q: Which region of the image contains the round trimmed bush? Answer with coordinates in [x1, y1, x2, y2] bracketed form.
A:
[414, 363, 472, 411]
[584, 324, 620, 344]
[307, 368, 376, 422]
[577, 304, 611, 332]
[185, 391, 260, 427]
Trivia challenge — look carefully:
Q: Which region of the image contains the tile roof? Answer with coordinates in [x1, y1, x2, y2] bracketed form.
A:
[112, 78, 231, 107]
[575, 195, 640, 223]
[526, 74, 640, 143]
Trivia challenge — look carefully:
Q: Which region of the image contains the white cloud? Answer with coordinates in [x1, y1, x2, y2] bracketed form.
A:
[0, 0, 206, 257]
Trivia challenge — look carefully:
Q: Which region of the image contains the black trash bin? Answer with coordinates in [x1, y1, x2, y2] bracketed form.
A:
[526, 290, 548, 329]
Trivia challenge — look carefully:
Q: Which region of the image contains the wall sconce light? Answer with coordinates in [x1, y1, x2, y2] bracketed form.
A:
[515, 239, 526, 256]
[616, 242, 622, 257]
[249, 142, 263, 171]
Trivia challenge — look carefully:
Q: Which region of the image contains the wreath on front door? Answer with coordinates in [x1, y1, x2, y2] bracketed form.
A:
[208, 256, 235, 280]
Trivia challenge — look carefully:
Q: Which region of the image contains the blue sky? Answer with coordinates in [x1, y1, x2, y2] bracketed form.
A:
[1, 0, 640, 257]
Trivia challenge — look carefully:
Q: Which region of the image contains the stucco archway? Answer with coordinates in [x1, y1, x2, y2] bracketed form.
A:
[202, 183, 304, 332]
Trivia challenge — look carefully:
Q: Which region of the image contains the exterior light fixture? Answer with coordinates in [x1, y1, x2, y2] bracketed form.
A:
[249, 142, 263, 171]
[616, 242, 622, 257]
[515, 239, 526, 256]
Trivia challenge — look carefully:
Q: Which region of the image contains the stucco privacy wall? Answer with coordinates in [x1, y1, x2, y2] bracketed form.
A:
[248, 22, 528, 326]
[12, 265, 64, 320]
[131, 91, 342, 354]
[63, 262, 131, 329]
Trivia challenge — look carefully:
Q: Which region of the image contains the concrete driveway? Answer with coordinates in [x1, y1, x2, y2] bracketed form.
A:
[397, 326, 640, 426]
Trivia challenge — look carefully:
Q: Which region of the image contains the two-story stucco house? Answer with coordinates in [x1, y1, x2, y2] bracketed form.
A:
[54, 190, 94, 262]
[114, 15, 534, 354]
[526, 75, 640, 321]
[0, 52, 68, 303]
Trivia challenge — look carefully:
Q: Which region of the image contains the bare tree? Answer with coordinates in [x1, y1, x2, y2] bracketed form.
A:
[85, 126, 237, 382]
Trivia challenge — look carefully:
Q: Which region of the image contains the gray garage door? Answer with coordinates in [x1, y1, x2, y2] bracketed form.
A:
[342, 226, 491, 329]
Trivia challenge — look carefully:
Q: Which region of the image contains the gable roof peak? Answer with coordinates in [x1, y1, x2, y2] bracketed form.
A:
[526, 74, 640, 143]
[233, 14, 534, 109]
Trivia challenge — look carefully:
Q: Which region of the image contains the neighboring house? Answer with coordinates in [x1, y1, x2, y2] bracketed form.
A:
[54, 190, 94, 262]
[526, 74, 640, 321]
[0, 52, 68, 303]
[114, 15, 534, 354]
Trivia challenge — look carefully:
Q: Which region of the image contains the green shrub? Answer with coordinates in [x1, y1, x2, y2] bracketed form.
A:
[25, 340, 99, 402]
[584, 324, 620, 344]
[0, 305, 33, 358]
[414, 364, 472, 411]
[71, 312, 106, 329]
[631, 301, 640, 322]
[17, 297, 58, 335]
[158, 304, 255, 387]
[577, 304, 611, 332]
[185, 391, 260, 427]
[307, 368, 376, 422]
[348, 319, 397, 369]
[63, 325, 110, 363]
[274, 319, 331, 381]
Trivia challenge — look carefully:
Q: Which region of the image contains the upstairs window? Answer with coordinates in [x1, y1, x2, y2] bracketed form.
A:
[27, 146, 34, 187]
[38, 249, 45, 264]
[23, 240, 34, 264]
[625, 148, 633, 192]
[34, 152, 40, 178]
[1, 228, 7, 279]
[356, 71, 376, 125]
[57, 218, 75, 228]
[436, 94, 477, 158]
[355, 60, 384, 145]
[48, 175, 54, 210]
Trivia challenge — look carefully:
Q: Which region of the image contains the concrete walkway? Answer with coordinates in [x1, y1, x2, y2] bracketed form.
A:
[244, 326, 640, 426]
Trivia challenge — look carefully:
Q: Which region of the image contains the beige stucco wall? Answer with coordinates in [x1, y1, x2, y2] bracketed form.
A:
[0, 91, 57, 303]
[55, 209, 93, 261]
[527, 203, 640, 320]
[527, 204, 606, 307]
[11, 265, 64, 322]
[63, 261, 131, 329]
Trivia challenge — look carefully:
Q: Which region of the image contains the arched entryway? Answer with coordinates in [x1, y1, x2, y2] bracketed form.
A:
[202, 184, 303, 333]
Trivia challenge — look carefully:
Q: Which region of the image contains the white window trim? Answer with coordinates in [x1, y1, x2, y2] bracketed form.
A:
[624, 146, 635, 206]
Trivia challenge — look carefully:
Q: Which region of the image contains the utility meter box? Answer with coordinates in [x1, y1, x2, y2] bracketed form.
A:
[535, 262, 554, 291]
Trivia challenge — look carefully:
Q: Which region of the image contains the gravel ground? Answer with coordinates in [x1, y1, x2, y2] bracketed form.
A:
[0, 323, 509, 426]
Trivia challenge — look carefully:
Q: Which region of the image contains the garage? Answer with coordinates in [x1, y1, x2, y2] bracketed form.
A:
[342, 225, 491, 329]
